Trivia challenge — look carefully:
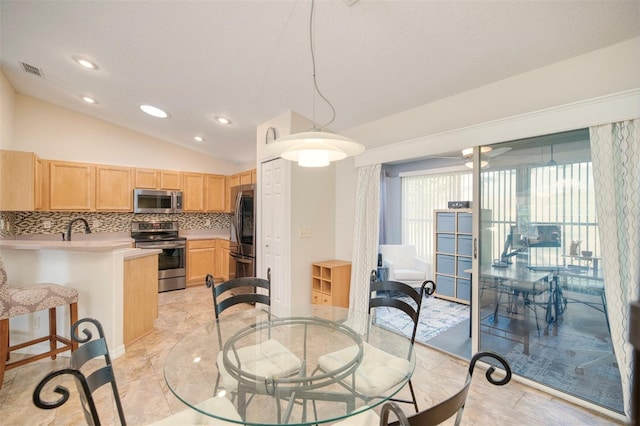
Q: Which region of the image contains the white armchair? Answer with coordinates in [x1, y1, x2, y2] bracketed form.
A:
[379, 244, 430, 286]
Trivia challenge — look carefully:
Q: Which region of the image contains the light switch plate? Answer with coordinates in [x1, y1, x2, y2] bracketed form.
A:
[298, 227, 312, 238]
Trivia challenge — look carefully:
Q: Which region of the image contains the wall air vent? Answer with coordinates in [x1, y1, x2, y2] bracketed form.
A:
[20, 62, 44, 78]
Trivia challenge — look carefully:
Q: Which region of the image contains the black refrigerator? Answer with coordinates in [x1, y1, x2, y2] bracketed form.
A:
[229, 184, 255, 281]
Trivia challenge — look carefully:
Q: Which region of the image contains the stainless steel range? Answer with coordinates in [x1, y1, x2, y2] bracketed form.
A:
[131, 220, 186, 292]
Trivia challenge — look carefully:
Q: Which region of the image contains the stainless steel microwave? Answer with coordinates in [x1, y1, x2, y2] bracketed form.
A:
[133, 189, 183, 214]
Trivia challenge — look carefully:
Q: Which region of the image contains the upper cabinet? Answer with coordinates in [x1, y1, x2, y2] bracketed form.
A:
[0, 150, 42, 211]
[205, 174, 226, 212]
[160, 170, 182, 190]
[134, 168, 158, 189]
[134, 168, 182, 190]
[95, 165, 133, 211]
[184, 173, 227, 212]
[0, 149, 239, 213]
[240, 170, 252, 186]
[229, 169, 257, 188]
[183, 173, 205, 211]
[48, 160, 95, 211]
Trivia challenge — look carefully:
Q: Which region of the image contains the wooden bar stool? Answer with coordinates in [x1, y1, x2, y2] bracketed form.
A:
[0, 255, 78, 388]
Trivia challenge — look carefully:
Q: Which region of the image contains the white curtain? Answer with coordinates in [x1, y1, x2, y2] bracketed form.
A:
[590, 119, 640, 418]
[349, 164, 381, 320]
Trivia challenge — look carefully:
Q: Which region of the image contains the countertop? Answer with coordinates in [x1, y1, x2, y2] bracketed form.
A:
[180, 229, 230, 240]
[0, 229, 230, 250]
[0, 239, 133, 252]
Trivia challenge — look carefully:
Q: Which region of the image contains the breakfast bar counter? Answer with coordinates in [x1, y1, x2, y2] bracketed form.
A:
[0, 240, 160, 358]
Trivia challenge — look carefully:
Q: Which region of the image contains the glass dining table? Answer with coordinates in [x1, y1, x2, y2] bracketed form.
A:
[163, 304, 415, 425]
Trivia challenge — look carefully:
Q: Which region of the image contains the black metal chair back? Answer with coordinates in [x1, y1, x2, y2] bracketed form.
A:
[32, 318, 127, 426]
[369, 270, 436, 345]
[206, 268, 271, 319]
[367, 270, 436, 412]
[380, 352, 512, 426]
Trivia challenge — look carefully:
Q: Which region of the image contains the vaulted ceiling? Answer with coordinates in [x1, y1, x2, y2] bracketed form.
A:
[1, 1, 638, 165]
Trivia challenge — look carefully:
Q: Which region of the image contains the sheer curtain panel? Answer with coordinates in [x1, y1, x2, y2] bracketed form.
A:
[349, 164, 381, 321]
[590, 118, 640, 418]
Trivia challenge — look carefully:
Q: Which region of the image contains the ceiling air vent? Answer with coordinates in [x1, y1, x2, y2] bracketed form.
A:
[20, 62, 44, 78]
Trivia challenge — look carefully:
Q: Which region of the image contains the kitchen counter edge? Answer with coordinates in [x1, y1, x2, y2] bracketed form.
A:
[0, 240, 134, 252]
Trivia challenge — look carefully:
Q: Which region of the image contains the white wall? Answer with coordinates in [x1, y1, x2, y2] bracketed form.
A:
[0, 70, 15, 150]
[7, 90, 239, 175]
[335, 36, 640, 261]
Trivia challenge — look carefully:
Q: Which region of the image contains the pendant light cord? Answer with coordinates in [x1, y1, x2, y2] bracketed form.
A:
[309, 0, 336, 131]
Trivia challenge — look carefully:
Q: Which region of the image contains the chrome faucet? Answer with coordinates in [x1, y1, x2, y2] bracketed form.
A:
[63, 218, 92, 241]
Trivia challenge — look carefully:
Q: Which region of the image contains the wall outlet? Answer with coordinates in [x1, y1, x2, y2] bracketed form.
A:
[43, 220, 52, 229]
[205, 219, 211, 227]
[33, 316, 40, 330]
[93, 219, 101, 229]
[0, 219, 4, 230]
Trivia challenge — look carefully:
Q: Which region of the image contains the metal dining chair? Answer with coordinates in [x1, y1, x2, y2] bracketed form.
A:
[32, 317, 241, 426]
[316, 270, 436, 413]
[334, 351, 512, 426]
[205, 270, 302, 398]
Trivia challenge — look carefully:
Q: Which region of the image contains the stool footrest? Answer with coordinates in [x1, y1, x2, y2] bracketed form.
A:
[6, 334, 73, 371]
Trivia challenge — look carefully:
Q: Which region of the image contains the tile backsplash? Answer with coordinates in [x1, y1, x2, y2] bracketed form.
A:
[0, 211, 230, 237]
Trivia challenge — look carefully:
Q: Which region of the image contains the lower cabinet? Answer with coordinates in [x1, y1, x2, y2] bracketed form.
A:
[123, 254, 158, 346]
[186, 239, 231, 285]
[186, 239, 216, 285]
[311, 260, 351, 308]
[216, 239, 230, 282]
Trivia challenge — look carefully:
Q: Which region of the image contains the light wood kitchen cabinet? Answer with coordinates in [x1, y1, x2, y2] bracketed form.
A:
[0, 150, 42, 211]
[251, 168, 257, 184]
[224, 176, 232, 212]
[183, 172, 205, 211]
[134, 168, 182, 190]
[48, 160, 94, 211]
[205, 174, 226, 212]
[240, 170, 252, 185]
[216, 239, 230, 281]
[186, 239, 216, 285]
[311, 260, 351, 308]
[160, 170, 182, 190]
[123, 254, 158, 346]
[134, 168, 158, 189]
[95, 165, 133, 211]
[230, 174, 241, 188]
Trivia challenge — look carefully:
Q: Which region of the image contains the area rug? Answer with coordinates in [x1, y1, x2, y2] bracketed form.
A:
[485, 316, 625, 413]
[374, 294, 470, 343]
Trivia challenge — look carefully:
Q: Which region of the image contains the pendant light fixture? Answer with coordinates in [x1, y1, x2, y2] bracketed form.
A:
[275, 0, 364, 167]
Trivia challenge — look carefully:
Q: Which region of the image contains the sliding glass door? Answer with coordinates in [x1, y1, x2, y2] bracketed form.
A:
[476, 129, 622, 412]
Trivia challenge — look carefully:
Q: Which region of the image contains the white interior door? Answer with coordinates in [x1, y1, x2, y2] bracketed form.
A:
[260, 158, 288, 309]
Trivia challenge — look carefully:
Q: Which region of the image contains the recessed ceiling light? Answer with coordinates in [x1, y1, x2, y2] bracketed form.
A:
[215, 116, 231, 125]
[139, 104, 170, 118]
[194, 136, 204, 142]
[73, 56, 98, 70]
[80, 95, 97, 104]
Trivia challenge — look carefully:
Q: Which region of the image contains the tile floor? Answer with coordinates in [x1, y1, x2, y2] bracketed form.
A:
[0, 284, 624, 425]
